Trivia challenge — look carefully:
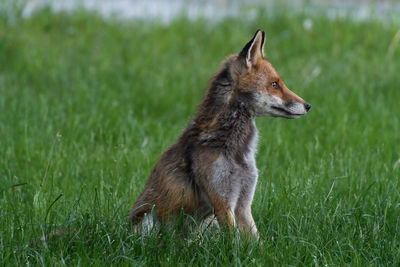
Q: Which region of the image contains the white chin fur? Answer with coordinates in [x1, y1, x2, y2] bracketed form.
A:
[252, 92, 306, 118]
[271, 112, 303, 119]
[285, 102, 307, 116]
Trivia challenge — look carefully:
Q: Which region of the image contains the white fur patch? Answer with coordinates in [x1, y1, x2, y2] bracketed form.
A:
[133, 212, 160, 234]
[212, 156, 231, 185]
[244, 121, 258, 168]
[212, 156, 241, 211]
[242, 120, 259, 206]
[286, 102, 307, 115]
[252, 92, 307, 118]
[142, 213, 154, 233]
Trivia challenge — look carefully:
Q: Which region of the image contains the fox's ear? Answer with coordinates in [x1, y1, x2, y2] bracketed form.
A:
[239, 30, 265, 68]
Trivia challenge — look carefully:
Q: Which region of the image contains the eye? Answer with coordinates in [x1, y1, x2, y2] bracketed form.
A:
[271, 81, 280, 89]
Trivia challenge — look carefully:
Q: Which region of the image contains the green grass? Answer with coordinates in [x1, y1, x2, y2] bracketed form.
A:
[1, 7, 400, 266]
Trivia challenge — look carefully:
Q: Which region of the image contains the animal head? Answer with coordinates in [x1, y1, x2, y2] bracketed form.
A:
[229, 30, 311, 119]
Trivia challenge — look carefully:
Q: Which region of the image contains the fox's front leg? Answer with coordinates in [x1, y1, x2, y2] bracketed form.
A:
[235, 206, 259, 239]
[194, 155, 239, 231]
[235, 176, 259, 239]
[202, 190, 236, 230]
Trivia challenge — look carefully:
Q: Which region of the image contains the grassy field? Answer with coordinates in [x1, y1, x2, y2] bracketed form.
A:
[1, 6, 400, 266]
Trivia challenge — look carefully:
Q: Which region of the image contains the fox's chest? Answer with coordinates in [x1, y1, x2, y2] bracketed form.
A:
[228, 125, 259, 183]
[242, 126, 259, 178]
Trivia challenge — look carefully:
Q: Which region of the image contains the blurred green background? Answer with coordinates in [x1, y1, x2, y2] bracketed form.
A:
[1, 0, 400, 265]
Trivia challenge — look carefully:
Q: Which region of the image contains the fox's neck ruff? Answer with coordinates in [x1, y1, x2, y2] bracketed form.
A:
[194, 73, 256, 157]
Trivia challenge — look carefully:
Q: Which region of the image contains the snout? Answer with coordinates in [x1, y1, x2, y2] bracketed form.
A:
[284, 101, 311, 116]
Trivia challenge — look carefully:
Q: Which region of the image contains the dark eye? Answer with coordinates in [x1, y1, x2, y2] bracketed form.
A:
[272, 81, 280, 89]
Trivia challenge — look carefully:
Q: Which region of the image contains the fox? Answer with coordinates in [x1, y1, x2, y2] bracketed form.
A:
[129, 30, 311, 238]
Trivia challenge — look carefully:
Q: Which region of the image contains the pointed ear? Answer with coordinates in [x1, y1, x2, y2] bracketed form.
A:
[238, 30, 265, 68]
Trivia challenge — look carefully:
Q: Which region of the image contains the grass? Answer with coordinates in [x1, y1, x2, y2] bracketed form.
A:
[1, 6, 400, 266]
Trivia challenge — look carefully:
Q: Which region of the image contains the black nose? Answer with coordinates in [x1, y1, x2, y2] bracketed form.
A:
[304, 103, 311, 111]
